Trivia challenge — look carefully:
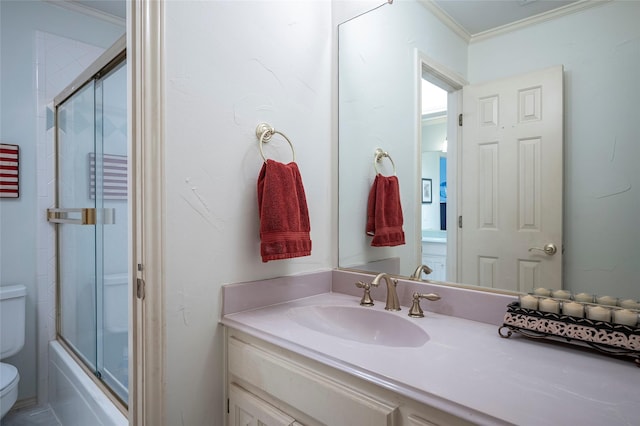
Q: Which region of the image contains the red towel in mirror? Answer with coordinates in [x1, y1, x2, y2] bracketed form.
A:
[366, 174, 405, 247]
[257, 159, 312, 262]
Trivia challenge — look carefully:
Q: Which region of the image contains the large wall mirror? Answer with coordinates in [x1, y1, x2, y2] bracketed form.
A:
[338, 0, 639, 300]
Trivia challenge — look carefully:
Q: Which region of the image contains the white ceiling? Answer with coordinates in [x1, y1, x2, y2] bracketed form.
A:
[431, 0, 579, 36]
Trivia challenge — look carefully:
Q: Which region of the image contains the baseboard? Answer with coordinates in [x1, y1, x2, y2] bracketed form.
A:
[11, 396, 38, 410]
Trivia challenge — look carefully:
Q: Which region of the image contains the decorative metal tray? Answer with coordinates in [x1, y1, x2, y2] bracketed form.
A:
[499, 302, 640, 367]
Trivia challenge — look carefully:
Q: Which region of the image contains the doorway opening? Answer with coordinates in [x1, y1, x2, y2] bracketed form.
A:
[417, 52, 465, 283]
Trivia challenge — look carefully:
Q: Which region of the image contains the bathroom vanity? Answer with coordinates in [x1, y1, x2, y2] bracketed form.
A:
[225, 326, 470, 426]
[221, 272, 640, 426]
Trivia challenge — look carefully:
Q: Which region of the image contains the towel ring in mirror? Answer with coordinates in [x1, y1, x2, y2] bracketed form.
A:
[374, 148, 396, 176]
[256, 123, 296, 163]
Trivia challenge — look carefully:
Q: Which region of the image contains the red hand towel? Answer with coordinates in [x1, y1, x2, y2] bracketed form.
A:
[257, 159, 312, 262]
[366, 174, 405, 247]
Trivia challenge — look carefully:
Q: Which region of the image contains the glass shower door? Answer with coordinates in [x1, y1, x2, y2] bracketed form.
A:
[57, 81, 98, 372]
[53, 56, 128, 404]
[96, 60, 128, 400]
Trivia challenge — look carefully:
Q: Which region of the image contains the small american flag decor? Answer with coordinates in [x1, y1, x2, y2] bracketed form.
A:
[89, 153, 128, 200]
[0, 143, 19, 199]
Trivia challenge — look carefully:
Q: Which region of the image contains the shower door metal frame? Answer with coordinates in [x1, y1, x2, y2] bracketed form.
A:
[50, 34, 128, 413]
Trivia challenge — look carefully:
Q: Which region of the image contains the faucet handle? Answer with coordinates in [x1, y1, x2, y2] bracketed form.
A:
[355, 281, 375, 306]
[408, 292, 441, 318]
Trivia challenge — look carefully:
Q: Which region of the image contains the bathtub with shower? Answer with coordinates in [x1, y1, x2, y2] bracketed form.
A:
[48, 341, 127, 425]
[47, 35, 130, 423]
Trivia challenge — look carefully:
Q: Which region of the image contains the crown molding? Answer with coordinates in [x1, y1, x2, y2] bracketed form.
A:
[417, 0, 472, 43]
[470, 0, 612, 43]
[44, 0, 126, 27]
[419, 0, 611, 45]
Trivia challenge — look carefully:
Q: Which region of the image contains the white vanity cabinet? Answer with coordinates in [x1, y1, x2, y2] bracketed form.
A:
[421, 239, 446, 282]
[225, 328, 471, 426]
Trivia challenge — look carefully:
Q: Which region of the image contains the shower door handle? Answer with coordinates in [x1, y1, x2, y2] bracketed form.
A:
[47, 208, 96, 225]
[47, 208, 115, 225]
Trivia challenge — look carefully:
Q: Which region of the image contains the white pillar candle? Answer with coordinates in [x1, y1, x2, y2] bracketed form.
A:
[618, 299, 640, 310]
[552, 289, 571, 300]
[574, 293, 594, 303]
[586, 305, 611, 322]
[538, 297, 560, 314]
[533, 287, 551, 297]
[520, 294, 539, 310]
[562, 302, 585, 318]
[596, 295, 618, 306]
[612, 309, 638, 327]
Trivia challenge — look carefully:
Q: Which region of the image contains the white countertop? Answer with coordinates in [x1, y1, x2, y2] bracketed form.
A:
[421, 237, 447, 243]
[222, 292, 640, 426]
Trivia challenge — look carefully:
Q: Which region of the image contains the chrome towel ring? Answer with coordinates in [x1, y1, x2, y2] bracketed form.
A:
[374, 148, 396, 175]
[256, 123, 296, 163]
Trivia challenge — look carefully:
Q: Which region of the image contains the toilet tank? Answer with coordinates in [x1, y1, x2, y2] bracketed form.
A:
[0, 285, 26, 359]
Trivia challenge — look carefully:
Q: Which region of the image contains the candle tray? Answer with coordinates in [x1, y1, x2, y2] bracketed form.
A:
[499, 302, 640, 367]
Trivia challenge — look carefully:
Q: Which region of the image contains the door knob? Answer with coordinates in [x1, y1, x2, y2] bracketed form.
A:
[528, 243, 557, 256]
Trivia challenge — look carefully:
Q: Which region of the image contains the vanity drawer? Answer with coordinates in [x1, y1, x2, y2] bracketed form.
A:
[225, 329, 476, 426]
[228, 335, 398, 426]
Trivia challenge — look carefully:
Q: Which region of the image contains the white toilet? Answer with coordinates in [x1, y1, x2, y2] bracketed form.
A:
[0, 284, 26, 419]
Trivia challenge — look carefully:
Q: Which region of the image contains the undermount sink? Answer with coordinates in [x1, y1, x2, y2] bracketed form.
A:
[286, 305, 429, 347]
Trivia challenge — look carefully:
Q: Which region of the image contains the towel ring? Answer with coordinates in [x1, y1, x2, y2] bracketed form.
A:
[373, 148, 396, 176]
[256, 123, 296, 163]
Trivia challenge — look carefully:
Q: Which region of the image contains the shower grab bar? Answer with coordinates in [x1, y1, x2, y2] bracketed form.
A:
[47, 208, 115, 225]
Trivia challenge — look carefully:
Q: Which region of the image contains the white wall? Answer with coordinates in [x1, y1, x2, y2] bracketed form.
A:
[0, 0, 124, 402]
[338, 0, 467, 275]
[468, 1, 640, 299]
[163, 2, 333, 424]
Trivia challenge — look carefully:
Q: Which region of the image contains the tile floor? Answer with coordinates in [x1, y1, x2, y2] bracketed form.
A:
[1, 405, 61, 426]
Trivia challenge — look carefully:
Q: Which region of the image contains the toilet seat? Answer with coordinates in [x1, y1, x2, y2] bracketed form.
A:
[1, 362, 19, 418]
[0, 362, 19, 396]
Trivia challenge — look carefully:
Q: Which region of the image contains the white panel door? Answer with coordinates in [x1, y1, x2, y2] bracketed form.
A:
[460, 66, 563, 292]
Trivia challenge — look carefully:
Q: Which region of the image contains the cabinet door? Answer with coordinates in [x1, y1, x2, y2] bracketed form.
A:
[228, 336, 398, 426]
[228, 383, 298, 426]
[408, 413, 439, 426]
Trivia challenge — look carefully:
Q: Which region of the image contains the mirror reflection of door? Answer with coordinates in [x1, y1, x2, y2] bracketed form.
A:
[420, 63, 563, 290]
[460, 65, 564, 292]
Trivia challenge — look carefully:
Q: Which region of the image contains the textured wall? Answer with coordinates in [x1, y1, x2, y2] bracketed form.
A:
[163, 2, 333, 424]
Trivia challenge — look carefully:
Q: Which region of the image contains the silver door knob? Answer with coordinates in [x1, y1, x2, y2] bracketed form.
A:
[528, 243, 557, 256]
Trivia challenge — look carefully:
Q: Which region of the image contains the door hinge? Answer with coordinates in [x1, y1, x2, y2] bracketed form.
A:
[458, 113, 463, 126]
[136, 263, 145, 300]
[458, 215, 463, 228]
[136, 277, 145, 300]
[227, 398, 230, 414]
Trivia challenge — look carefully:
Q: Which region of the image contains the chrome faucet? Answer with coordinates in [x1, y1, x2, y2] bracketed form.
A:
[371, 273, 400, 311]
[410, 264, 433, 281]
